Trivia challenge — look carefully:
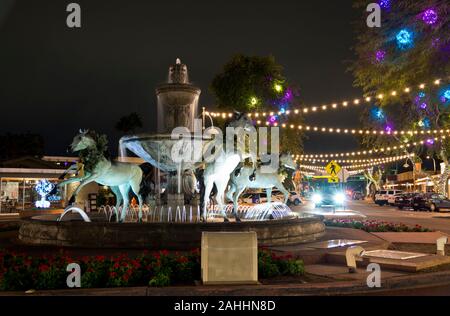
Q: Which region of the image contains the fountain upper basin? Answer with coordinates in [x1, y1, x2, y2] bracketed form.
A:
[120, 134, 214, 172]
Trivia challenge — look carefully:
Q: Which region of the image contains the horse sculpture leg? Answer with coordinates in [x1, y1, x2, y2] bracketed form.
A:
[68, 174, 98, 205]
[266, 187, 272, 204]
[215, 180, 229, 222]
[118, 184, 130, 223]
[232, 186, 246, 222]
[110, 186, 122, 222]
[202, 178, 214, 222]
[226, 182, 236, 203]
[130, 177, 144, 223]
[275, 183, 290, 204]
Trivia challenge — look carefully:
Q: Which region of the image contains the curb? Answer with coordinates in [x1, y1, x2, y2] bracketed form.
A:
[2, 269, 450, 296]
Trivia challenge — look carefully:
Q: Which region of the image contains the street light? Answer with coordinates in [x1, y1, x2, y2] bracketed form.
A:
[403, 156, 416, 191]
[426, 156, 437, 173]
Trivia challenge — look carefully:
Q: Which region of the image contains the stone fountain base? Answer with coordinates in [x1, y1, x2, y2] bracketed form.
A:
[18, 214, 325, 250]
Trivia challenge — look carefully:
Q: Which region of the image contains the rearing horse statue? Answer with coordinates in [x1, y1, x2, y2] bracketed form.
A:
[58, 130, 150, 222]
[202, 112, 256, 222]
[226, 153, 297, 215]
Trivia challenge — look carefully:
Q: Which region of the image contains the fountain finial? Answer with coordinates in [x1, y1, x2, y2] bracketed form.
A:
[168, 58, 188, 84]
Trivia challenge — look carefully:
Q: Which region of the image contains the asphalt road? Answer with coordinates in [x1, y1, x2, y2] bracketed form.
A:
[296, 199, 450, 234]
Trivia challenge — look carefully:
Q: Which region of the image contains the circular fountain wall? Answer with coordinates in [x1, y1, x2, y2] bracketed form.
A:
[18, 207, 325, 250]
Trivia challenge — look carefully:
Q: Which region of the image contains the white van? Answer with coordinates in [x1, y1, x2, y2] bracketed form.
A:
[375, 190, 403, 206]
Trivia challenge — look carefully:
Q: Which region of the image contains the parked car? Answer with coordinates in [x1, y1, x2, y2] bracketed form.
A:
[374, 190, 403, 206]
[388, 192, 404, 206]
[239, 191, 284, 204]
[412, 193, 450, 212]
[394, 192, 420, 210]
[273, 190, 303, 206]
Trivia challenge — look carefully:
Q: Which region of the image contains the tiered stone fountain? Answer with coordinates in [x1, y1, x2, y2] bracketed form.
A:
[18, 59, 325, 249]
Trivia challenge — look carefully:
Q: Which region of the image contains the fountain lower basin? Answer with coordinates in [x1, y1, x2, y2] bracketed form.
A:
[18, 213, 325, 250]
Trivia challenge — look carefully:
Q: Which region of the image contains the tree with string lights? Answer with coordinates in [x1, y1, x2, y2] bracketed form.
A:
[351, 0, 450, 194]
[210, 54, 305, 155]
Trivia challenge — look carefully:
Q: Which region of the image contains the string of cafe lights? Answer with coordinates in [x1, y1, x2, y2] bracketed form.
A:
[300, 134, 449, 159]
[297, 154, 414, 171]
[299, 165, 369, 176]
[255, 123, 450, 137]
[297, 153, 414, 164]
[299, 166, 368, 174]
[205, 79, 446, 119]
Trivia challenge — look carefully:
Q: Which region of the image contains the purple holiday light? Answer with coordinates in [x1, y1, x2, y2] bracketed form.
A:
[432, 38, 441, 48]
[420, 102, 428, 109]
[375, 50, 386, 63]
[385, 124, 393, 134]
[378, 0, 390, 10]
[283, 88, 293, 101]
[426, 138, 435, 145]
[422, 9, 438, 25]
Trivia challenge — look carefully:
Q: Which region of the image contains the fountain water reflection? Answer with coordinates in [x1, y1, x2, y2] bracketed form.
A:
[97, 202, 307, 223]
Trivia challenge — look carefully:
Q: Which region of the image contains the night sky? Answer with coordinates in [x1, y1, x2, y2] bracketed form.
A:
[0, 0, 363, 156]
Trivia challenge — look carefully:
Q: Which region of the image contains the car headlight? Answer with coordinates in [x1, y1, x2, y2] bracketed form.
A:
[334, 193, 345, 204]
[312, 194, 322, 204]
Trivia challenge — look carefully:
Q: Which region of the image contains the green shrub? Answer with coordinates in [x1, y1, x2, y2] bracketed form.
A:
[149, 272, 171, 287]
[258, 250, 304, 278]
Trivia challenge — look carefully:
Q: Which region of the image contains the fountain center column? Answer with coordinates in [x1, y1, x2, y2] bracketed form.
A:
[155, 59, 202, 209]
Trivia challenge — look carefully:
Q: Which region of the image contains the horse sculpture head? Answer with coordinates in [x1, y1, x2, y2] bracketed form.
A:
[280, 153, 297, 170]
[70, 129, 97, 152]
[228, 111, 254, 132]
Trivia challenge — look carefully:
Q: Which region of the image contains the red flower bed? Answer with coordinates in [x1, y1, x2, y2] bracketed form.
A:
[0, 248, 304, 291]
[0, 249, 200, 291]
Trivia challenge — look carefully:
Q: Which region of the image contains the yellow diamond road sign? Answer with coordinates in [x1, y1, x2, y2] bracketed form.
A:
[325, 160, 341, 177]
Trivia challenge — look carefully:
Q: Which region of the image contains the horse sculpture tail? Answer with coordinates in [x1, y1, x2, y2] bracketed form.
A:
[139, 163, 154, 200]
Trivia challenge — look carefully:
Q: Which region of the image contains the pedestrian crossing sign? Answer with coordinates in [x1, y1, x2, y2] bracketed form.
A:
[325, 160, 341, 177]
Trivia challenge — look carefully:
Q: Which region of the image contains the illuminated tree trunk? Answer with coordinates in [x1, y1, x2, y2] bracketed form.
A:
[364, 168, 382, 197]
[437, 148, 449, 196]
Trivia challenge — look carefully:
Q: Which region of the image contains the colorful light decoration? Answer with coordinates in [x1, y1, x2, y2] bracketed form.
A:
[269, 115, 277, 123]
[384, 124, 393, 133]
[34, 180, 55, 208]
[444, 89, 450, 100]
[283, 88, 293, 102]
[396, 29, 414, 49]
[432, 38, 441, 49]
[249, 97, 258, 106]
[420, 102, 428, 109]
[422, 9, 438, 25]
[378, 0, 390, 10]
[375, 50, 386, 63]
[371, 106, 385, 121]
[418, 118, 431, 128]
[426, 138, 435, 145]
[274, 83, 283, 93]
